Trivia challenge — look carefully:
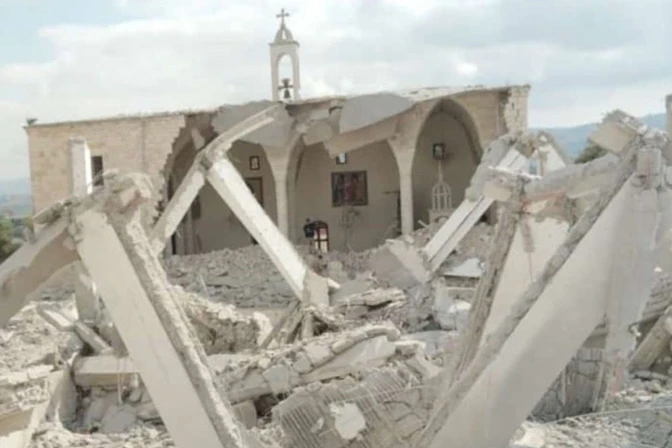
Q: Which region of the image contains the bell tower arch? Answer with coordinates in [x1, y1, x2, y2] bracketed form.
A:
[270, 8, 301, 102]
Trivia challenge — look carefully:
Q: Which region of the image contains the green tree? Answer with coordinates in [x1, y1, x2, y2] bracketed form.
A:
[575, 145, 608, 164]
[0, 216, 19, 263]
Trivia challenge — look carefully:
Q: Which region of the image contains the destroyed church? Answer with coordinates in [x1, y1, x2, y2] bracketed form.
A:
[3, 8, 672, 448]
[24, 13, 540, 254]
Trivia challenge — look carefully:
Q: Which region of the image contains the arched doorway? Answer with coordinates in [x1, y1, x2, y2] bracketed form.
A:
[411, 99, 481, 229]
[290, 141, 400, 252]
[166, 139, 276, 254]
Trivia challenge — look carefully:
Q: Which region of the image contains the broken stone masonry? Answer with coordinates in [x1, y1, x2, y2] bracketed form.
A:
[2, 108, 672, 448]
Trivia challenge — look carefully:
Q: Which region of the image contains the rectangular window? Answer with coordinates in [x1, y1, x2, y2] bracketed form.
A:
[331, 171, 368, 207]
[91, 156, 104, 186]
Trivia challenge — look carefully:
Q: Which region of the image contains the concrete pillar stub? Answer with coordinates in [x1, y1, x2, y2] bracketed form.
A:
[69, 137, 93, 197]
[72, 206, 253, 448]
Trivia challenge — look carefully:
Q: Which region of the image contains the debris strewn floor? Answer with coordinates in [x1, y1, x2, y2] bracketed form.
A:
[2, 111, 672, 448]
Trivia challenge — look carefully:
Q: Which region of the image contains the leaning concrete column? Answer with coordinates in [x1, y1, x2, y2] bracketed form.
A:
[419, 144, 657, 448]
[206, 153, 329, 307]
[70, 175, 260, 448]
[0, 218, 78, 327]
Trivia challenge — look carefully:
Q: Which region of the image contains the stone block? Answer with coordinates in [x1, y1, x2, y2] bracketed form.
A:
[302, 341, 333, 367]
[433, 288, 472, 332]
[370, 243, 428, 289]
[303, 336, 397, 383]
[232, 400, 257, 429]
[261, 365, 294, 395]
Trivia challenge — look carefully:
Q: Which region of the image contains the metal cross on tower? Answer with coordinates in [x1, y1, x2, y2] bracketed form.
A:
[276, 8, 290, 25]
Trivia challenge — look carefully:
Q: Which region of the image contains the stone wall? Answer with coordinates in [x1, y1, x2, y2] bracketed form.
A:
[293, 141, 400, 251]
[455, 87, 530, 148]
[25, 87, 527, 252]
[26, 113, 186, 214]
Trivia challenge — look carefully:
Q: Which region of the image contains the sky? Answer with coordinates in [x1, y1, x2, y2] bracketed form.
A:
[0, 0, 671, 181]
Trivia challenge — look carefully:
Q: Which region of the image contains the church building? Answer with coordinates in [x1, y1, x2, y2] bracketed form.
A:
[25, 10, 531, 254]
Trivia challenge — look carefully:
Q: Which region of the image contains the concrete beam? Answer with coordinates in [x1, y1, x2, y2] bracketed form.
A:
[482, 214, 570, 343]
[72, 205, 254, 448]
[589, 110, 641, 154]
[0, 218, 78, 327]
[206, 154, 329, 307]
[483, 153, 620, 204]
[423, 149, 528, 272]
[151, 104, 282, 255]
[420, 145, 653, 448]
[150, 161, 206, 254]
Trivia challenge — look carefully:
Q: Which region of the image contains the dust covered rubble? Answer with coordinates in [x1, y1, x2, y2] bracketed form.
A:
[0, 209, 503, 448]
[511, 375, 672, 448]
[160, 220, 493, 311]
[55, 320, 444, 447]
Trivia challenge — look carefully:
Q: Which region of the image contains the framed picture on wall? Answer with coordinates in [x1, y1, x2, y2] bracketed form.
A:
[249, 155, 260, 171]
[331, 171, 368, 207]
[432, 143, 447, 160]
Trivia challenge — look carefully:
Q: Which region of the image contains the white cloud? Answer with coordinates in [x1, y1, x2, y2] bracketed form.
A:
[0, 0, 671, 180]
[455, 61, 478, 77]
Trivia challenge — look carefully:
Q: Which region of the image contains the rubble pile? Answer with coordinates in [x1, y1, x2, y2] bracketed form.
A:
[2, 109, 672, 448]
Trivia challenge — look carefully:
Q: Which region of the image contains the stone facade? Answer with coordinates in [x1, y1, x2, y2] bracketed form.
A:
[26, 113, 187, 214]
[26, 87, 530, 253]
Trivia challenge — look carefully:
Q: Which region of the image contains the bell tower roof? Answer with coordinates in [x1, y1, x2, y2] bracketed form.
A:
[273, 8, 297, 44]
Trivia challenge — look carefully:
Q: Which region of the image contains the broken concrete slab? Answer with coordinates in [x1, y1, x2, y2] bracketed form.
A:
[273, 365, 429, 448]
[333, 287, 405, 318]
[401, 331, 459, 359]
[73, 356, 138, 388]
[73, 321, 113, 355]
[36, 306, 74, 332]
[420, 142, 664, 448]
[371, 239, 431, 288]
[0, 368, 75, 448]
[0, 217, 78, 328]
[68, 175, 261, 448]
[589, 110, 641, 154]
[442, 257, 483, 278]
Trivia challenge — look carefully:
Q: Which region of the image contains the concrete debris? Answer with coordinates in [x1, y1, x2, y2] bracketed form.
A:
[432, 286, 473, 332]
[180, 288, 272, 354]
[273, 365, 432, 448]
[2, 107, 672, 448]
[333, 287, 406, 319]
[441, 257, 483, 278]
[218, 322, 407, 404]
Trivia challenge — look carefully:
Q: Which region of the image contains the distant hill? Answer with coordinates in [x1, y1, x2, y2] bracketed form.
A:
[0, 177, 30, 196]
[541, 113, 667, 160]
[0, 178, 31, 218]
[0, 194, 32, 218]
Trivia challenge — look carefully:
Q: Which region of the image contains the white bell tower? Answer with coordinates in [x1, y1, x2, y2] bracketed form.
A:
[270, 8, 301, 102]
